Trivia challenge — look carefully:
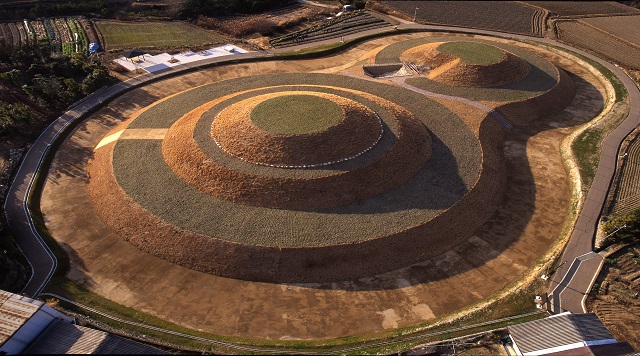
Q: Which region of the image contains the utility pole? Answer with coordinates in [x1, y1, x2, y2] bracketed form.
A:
[413, 7, 419, 22]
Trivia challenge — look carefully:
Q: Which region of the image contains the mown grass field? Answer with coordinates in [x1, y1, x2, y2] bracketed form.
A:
[94, 20, 224, 50]
[377, 36, 559, 102]
[437, 41, 504, 65]
[250, 94, 343, 134]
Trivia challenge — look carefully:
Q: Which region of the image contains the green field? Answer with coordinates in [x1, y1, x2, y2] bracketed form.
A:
[94, 20, 224, 50]
[251, 95, 343, 134]
[437, 41, 505, 65]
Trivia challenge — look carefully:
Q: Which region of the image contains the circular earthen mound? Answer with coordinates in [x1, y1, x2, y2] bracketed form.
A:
[87, 72, 495, 283]
[211, 92, 384, 167]
[162, 86, 431, 210]
[400, 41, 531, 87]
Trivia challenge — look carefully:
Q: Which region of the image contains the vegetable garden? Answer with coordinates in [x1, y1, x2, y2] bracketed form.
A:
[0, 17, 96, 55]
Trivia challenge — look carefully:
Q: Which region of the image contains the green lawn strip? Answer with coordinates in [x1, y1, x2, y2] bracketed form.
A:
[112, 73, 480, 247]
[94, 21, 223, 50]
[41, 275, 546, 354]
[437, 41, 505, 65]
[250, 95, 343, 134]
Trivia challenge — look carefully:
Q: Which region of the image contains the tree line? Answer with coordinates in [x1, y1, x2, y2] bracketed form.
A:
[0, 44, 113, 137]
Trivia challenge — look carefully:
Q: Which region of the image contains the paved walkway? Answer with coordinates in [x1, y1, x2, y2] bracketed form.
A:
[5, 21, 639, 320]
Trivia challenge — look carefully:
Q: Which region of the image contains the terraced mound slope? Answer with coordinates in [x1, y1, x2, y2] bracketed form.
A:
[87, 72, 498, 282]
[401, 41, 531, 87]
[85, 37, 575, 283]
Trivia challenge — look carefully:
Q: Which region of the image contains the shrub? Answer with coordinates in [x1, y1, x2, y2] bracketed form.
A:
[603, 208, 640, 243]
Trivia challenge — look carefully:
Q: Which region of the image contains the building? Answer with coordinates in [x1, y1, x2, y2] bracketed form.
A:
[507, 312, 635, 355]
[0, 290, 168, 354]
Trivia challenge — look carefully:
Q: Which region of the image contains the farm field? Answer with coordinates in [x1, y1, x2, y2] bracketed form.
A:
[582, 15, 640, 48]
[0, 17, 92, 55]
[94, 20, 225, 51]
[607, 131, 640, 216]
[556, 20, 640, 69]
[523, 1, 639, 17]
[379, 1, 544, 36]
[269, 11, 391, 48]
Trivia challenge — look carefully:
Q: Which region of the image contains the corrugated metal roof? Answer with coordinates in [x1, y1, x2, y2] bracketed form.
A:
[24, 320, 170, 354]
[0, 291, 43, 345]
[508, 313, 615, 354]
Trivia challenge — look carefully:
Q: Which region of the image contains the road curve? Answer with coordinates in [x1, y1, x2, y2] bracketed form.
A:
[5, 22, 639, 315]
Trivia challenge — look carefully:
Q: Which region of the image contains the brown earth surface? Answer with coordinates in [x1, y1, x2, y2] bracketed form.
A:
[210, 92, 383, 167]
[587, 243, 640, 350]
[40, 33, 607, 340]
[400, 42, 531, 88]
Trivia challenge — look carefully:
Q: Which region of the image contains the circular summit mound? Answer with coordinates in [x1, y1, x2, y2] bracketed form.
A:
[211, 92, 385, 168]
[401, 41, 531, 87]
[88, 72, 506, 283]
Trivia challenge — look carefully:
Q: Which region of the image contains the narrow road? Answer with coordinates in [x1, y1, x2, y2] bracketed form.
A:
[5, 20, 639, 316]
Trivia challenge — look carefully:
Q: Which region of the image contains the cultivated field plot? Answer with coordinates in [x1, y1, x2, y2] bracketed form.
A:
[380, 1, 544, 36]
[556, 20, 640, 69]
[523, 1, 640, 17]
[608, 134, 640, 216]
[582, 15, 640, 49]
[0, 17, 93, 55]
[94, 20, 224, 51]
[269, 11, 391, 48]
[588, 244, 640, 351]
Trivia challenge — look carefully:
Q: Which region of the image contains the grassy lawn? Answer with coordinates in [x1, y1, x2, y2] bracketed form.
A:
[94, 20, 224, 50]
[437, 41, 505, 65]
[251, 95, 343, 134]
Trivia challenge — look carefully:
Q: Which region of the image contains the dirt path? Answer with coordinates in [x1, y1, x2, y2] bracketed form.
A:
[40, 33, 607, 340]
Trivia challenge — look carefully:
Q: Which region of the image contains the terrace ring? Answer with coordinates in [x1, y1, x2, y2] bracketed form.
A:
[87, 72, 503, 283]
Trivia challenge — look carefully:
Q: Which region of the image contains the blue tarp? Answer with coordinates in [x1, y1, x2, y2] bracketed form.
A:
[89, 43, 100, 54]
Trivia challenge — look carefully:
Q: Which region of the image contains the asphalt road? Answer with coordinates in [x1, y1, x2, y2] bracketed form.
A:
[5, 21, 639, 310]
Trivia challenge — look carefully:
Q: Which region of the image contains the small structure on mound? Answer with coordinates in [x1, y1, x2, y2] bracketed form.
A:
[362, 63, 423, 78]
[400, 41, 531, 87]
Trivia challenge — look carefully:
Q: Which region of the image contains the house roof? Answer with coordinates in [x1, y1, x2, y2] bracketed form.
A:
[24, 320, 169, 354]
[120, 49, 146, 59]
[507, 313, 617, 355]
[0, 291, 43, 345]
